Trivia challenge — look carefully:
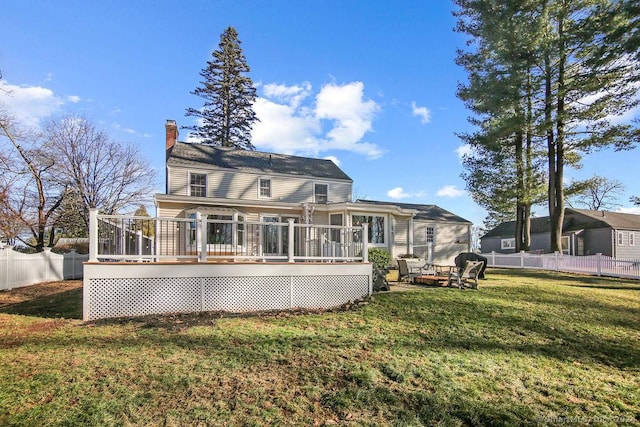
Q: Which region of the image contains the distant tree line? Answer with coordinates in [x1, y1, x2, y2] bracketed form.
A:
[455, 0, 639, 251]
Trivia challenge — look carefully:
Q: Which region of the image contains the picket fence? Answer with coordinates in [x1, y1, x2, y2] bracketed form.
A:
[484, 251, 640, 279]
[0, 247, 88, 291]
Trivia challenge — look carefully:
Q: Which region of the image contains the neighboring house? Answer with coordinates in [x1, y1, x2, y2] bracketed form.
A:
[154, 120, 472, 264]
[481, 208, 640, 257]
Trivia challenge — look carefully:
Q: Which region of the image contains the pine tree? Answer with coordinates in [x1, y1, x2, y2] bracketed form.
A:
[185, 26, 258, 149]
[455, 0, 639, 252]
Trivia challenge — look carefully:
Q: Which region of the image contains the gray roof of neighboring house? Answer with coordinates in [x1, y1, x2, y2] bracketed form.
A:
[355, 200, 472, 223]
[481, 208, 640, 238]
[167, 142, 352, 181]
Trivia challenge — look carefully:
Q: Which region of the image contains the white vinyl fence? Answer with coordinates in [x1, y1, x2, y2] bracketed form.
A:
[484, 251, 640, 279]
[0, 247, 88, 291]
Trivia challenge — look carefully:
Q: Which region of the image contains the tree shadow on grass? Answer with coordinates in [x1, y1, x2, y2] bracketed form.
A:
[0, 288, 82, 319]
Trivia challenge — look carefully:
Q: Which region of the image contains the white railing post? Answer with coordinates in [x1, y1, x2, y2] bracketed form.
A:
[287, 219, 295, 263]
[520, 250, 525, 268]
[554, 251, 560, 271]
[491, 251, 496, 267]
[362, 223, 369, 263]
[89, 208, 98, 262]
[154, 216, 160, 262]
[136, 230, 143, 259]
[198, 212, 207, 263]
[596, 253, 602, 276]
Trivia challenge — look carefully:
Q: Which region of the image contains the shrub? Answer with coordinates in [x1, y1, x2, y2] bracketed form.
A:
[368, 248, 392, 268]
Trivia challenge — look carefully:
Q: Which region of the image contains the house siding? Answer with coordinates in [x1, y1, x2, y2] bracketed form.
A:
[429, 222, 471, 265]
[582, 228, 613, 256]
[613, 229, 640, 259]
[168, 165, 351, 204]
[392, 217, 410, 259]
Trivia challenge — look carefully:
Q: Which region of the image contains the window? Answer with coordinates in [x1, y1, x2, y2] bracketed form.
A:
[426, 226, 435, 244]
[207, 214, 233, 244]
[618, 232, 624, 246]
[259, 178, 271, 198]
[501, 238, 516, 250]
[190, 173, 206, 197]
[330, 214, 343, 242]
[314, 183, 328, 203]
[561, 236, 570, 254]
[352, 215, 385, 244]
[630, 233, 635, 247]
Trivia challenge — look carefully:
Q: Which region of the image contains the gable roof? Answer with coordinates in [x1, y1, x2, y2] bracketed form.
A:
[355, 200, 472, 223]
[167, 142, 352, 181]
[482, 208, 640, 238]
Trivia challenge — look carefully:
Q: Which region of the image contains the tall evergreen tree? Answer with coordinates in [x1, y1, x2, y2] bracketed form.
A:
[455, 0, 639, 252]
[455, 0, 547, 250]
[185, 26, 258, 149]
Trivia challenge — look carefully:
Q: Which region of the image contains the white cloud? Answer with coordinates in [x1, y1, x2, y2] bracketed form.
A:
[112, 123, 136, 134]
[0, 80, 65, 128]
[67, 95, 81, 103]
[252, 81, 384, 159]
[323, 155, 341, 167]
[387, 187, 412, 199]
[618, 206, 640, 215]
[437, 185, 465, 198]
[455, 144, 473, 159]
[386, 187, 426, 199]
[411, 101, 431, 124]
[263, 82, 311, 109]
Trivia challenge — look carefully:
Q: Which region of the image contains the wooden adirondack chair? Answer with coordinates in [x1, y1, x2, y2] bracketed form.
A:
[447, 260, 484, 289]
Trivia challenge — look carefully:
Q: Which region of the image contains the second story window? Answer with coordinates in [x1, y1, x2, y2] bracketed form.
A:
[259, 178, 271, 198]
[314, 183, 328, 203]
[190, 173, 206, 197]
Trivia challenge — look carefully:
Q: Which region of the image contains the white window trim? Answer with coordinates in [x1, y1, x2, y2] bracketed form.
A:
[258, 177, 272, 199]
[185, 210, 246, 251]
[314, 183, 329, 204]
[425, 226, 436, 244]
[351, 214, 387, 247]
[501, 238, 516, 250]
[617, 231, 624, 246]
[189, 172, 207, 197]
[561, 235, 570, 255]
[629, 232, 635, 247]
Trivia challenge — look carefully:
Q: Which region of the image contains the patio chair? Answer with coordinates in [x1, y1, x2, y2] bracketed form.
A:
[447, 260, 484, 289]
[397, 259, 411, 282]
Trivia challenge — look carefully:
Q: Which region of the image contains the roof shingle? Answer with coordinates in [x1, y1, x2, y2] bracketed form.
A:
[167, 142, 352, 181]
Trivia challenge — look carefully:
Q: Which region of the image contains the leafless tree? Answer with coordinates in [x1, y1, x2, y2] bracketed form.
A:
[565, 175, 625, 211]
[0, 109, 66, 251]
[45, 115, 157, 230]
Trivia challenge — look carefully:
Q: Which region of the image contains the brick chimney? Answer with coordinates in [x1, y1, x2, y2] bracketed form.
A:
[165, 119, 178, 159]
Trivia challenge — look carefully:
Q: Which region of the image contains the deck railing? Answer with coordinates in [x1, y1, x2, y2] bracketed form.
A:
[89, 209, 369, 263]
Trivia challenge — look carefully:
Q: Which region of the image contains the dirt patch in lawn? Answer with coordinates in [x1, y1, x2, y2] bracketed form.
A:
[0, 280, 83, 307]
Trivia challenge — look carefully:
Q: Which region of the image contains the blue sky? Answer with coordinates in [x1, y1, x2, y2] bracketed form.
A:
[1, 0, 639, 227]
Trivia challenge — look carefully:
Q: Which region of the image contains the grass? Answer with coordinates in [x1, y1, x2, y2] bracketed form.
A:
[0, 269, 639, 426]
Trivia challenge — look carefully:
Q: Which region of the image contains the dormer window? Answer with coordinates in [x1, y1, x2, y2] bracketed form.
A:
[259, 178, 271, 198]
[314, 183, 328, 203]
[190, 173, 206, 197]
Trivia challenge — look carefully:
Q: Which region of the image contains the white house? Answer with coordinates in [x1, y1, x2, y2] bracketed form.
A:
[154, 120, 472, 265]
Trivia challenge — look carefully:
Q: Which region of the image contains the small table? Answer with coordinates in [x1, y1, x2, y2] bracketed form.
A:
[414, 275, 450, 286]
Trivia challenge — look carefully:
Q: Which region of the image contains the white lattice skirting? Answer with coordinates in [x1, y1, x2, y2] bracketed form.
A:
[83, 263, 372, 321]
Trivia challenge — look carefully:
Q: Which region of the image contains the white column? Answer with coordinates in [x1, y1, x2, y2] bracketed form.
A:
[89, 208, 98, 262]
[287, 219, 295, 263]
[198, 212, 207, 263]
[362, 223, 369, 263]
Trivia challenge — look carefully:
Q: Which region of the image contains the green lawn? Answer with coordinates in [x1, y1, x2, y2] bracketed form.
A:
[1, 269, 639, 426]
